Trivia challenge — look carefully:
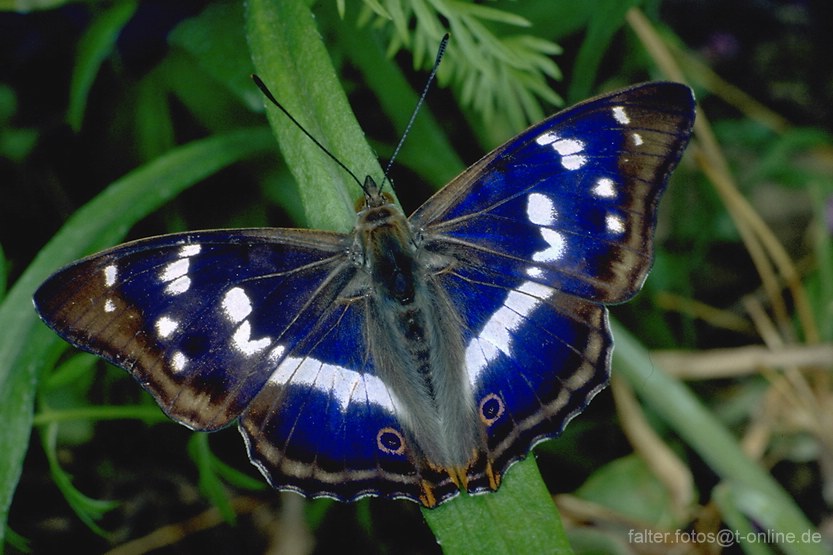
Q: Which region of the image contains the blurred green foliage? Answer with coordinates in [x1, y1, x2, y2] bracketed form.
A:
[1, 0, 830, 553]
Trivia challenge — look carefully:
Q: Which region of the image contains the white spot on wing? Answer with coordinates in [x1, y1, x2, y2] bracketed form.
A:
[104, 299, 116, 313]
[222, 287, 252, 323]
[268, 356, 399, 414]
[331, 367, 359, 412]
[270, 355, 305, 386]
[535, 131, 558, 146]
[516, 280, 553, 299]
[535, 132, 587, 170]
[612, 106, 630, 124]
[104, 264, 117, 287]
[532, 228, 565, 262]
[180, 244, 202, 257]
[232, 320, 271, 356]
[606, 214, 626, 234]
[592, 177, 616, 198]
[268, 344, 285, 362]
[526, 192, 557, 226]
[364, 373, 400, 415]
[160, 258, 189, 283]
[171, 351, 188, 372]
[562, 155, 587, 170]
[632, 132, 643, 146]
[165, 275, 191, 295]
[156, 315, 179, 338]
[465, 338, 497, 385]
[478, 308, 518, 358]
[553, 138, 584, 155]
[465, 281, 554, 385]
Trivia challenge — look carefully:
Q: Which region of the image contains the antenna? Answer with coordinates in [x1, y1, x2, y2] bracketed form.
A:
[252, 33, 450, 199]
[251, 74, 366, 193]
[380, 33, 450, 192]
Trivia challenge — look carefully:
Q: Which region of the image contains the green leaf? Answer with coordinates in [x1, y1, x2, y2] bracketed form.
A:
[246, 0, 383, 232]
[67, 0, 138, 131]
[449, 1, 531, 27]
[168, 1, 261, 112]
[189, 434, 237, 525]
[334, 14, 463, 188]
[2, 526, 28, 553]
[423, 458, 573, 554]
[0, 128, 274, 548]
[0, 242, 6, 303]
[809, 183, 833, 341]
[134, 71, 175, 161]
[575, 454, 678, 528]
[0, 0, 65, 12]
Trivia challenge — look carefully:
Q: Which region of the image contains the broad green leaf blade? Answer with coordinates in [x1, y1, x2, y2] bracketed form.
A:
[246, 0, 382, 232]
[0, 127, 274, 549]
[168, 1, 261, 112]
[423, 458, 574, 555]
[567, 0, 638, 103]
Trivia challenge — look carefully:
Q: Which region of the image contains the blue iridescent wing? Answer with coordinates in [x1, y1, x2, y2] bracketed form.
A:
[410, 82, 695, 491]
[34, 229, 352, 432]
[238, 293, 460, 505]
[34, 228, 455, 504]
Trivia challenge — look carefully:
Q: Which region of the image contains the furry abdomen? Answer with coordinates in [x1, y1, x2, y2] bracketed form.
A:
[356, 203, 482, 468]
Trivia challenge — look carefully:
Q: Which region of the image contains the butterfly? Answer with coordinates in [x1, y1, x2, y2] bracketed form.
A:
[34, 81, 695, 507]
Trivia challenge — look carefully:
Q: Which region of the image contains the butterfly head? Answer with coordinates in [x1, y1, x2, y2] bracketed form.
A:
[355, 175, 397, 211]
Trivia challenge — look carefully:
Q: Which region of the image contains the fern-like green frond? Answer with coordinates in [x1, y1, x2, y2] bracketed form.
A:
[358, 0, 563, 131]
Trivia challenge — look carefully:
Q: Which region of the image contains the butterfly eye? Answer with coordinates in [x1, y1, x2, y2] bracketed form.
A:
[377, 427, 407, 455]
[479, 393, 505, 426]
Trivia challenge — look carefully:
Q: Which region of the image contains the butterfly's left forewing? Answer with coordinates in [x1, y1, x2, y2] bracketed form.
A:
[34, 229, 354, 432]
[412, 82, 695, 491]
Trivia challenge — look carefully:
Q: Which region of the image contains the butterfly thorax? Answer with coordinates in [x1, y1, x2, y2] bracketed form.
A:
[351, 191, 483, 471]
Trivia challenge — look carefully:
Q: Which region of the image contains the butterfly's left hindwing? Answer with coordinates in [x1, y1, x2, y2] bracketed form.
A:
[239, 298, 459, 505]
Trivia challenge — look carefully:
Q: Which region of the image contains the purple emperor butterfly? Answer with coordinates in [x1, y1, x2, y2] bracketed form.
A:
[35, 81, 695, 507]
